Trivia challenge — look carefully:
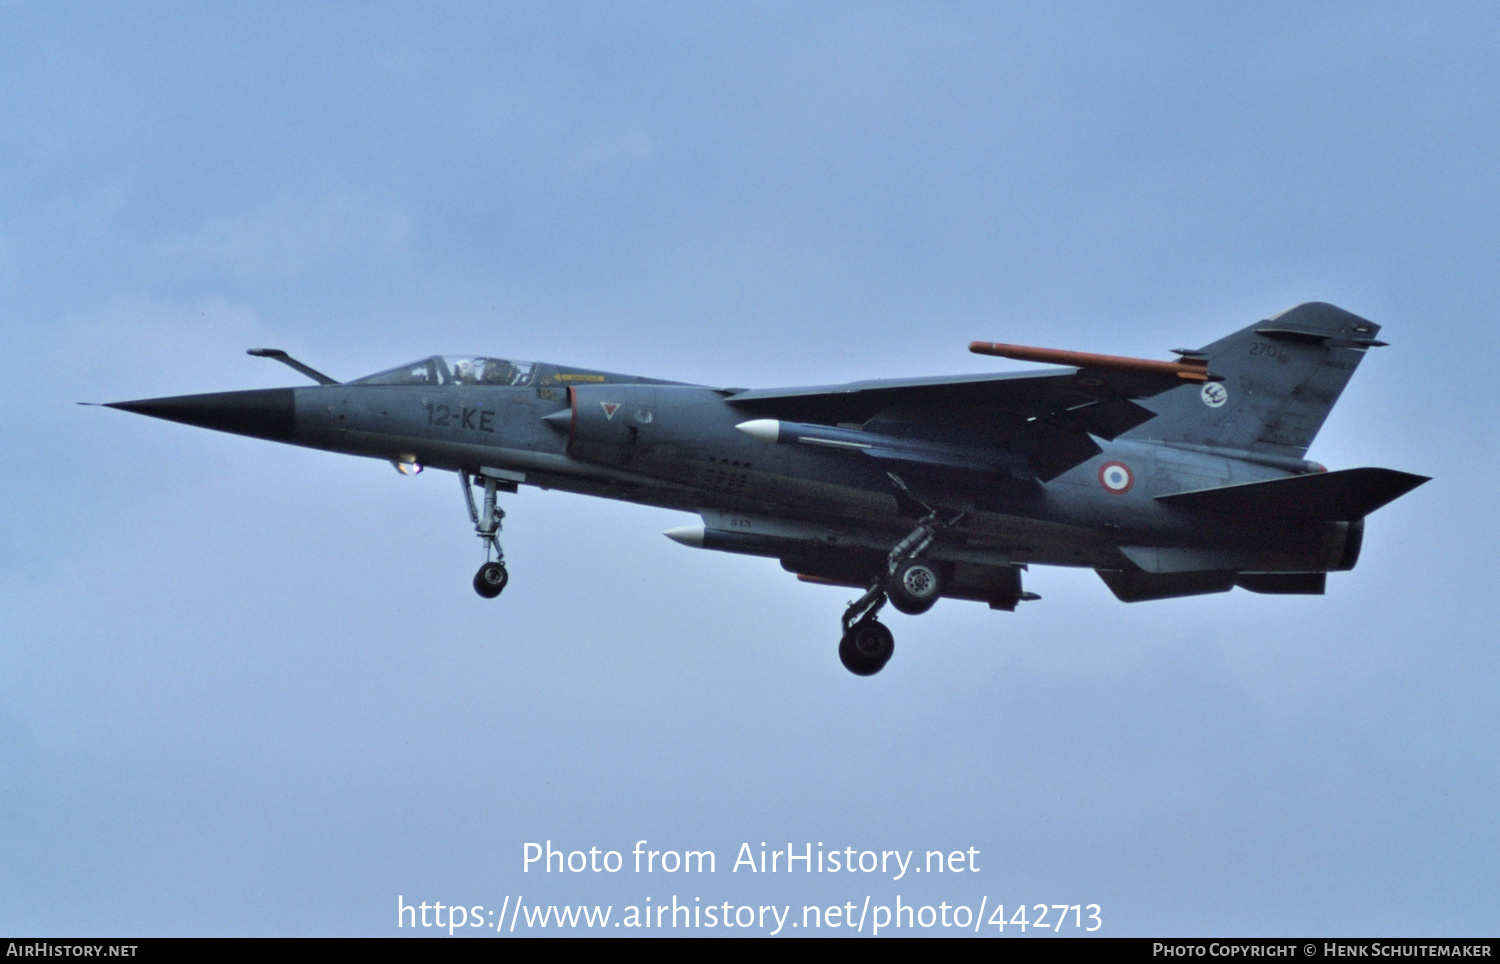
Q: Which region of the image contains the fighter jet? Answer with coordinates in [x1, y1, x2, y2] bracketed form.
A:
[100, 302, 1427, 675]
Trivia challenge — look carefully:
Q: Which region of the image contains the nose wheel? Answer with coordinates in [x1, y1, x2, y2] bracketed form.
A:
[461, 471, 510, 599]
[474, 561, 508, 598]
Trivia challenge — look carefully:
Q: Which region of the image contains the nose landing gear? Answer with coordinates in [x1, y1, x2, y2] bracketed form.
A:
[461, 470, 510, 598]
[473, 560, 508, 598]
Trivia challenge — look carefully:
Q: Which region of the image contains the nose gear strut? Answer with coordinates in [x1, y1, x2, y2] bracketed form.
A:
[461, 470, 509, 598]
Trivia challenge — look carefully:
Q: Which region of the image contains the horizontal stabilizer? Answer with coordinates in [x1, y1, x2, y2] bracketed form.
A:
[1156, 467, 1428, 520]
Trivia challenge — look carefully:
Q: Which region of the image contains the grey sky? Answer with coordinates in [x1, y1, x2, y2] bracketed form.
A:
[3, 2, 1496, 936]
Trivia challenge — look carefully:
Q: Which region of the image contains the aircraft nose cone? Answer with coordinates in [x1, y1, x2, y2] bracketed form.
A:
[106, 388, 295, 442]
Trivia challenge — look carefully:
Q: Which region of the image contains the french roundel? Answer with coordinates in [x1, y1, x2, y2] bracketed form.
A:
[1098, 461, 1134, 494]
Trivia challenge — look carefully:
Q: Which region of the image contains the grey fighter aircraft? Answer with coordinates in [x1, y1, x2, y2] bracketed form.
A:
[100, 302, 1427, 675]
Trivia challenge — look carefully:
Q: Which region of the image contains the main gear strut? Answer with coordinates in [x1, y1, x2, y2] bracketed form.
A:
[840, 507, 966, 632]
[836, 481, 967, 675]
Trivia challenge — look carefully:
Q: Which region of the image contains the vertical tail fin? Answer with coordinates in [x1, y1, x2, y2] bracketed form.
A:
[1130, 302, 1386, 459]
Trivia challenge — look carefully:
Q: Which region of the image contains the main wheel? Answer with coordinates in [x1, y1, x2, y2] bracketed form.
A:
[887, 559, 942, 615]
[839, 619, 894, 676]
[473, 561, 508, 598]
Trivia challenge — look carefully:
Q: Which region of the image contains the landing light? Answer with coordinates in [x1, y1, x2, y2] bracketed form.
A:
[394, 455, 423, 476]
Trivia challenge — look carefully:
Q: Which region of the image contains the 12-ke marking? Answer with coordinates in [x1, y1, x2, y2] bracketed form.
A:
[424, 403, 497, 433]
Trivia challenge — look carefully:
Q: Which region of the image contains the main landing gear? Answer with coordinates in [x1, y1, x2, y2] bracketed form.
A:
[837, 507, 965, 676]
[461, 471, 508, 598]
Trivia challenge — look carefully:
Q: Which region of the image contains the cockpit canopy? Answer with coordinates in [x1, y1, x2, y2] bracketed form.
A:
[354, 356, 536, 388]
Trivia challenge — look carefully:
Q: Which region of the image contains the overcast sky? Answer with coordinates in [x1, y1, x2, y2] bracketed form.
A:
[3, 2, 1497, 937]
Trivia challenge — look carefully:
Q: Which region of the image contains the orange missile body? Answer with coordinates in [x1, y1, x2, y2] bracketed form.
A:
[968, 342, 1216, 382]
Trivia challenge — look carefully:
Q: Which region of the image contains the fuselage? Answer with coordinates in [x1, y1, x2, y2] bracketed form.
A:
[269, 360, 1351, 580]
